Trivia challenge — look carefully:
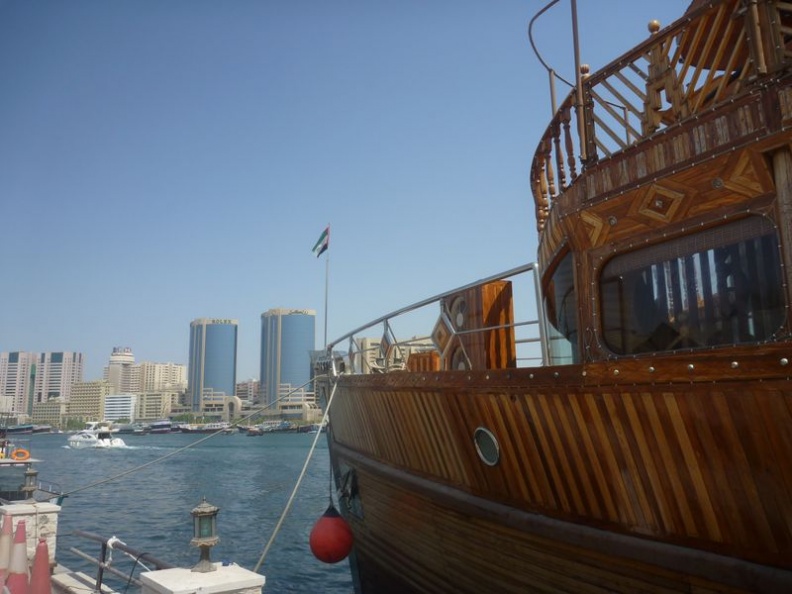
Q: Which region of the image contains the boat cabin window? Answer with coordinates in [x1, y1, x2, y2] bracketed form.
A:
[600, 216, 785, 355]
[545, 252, 580, 364]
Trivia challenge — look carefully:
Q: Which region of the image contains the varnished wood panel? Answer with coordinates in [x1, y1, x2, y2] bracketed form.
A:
[538, 93, 782, 269]
[443, 281, 516, 370]
[326, 345, 792, 574]
[335, 446, 783, 593]
[405, 351, 440, 372]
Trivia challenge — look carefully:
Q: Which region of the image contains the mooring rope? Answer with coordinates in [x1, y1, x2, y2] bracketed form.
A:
[252, 372, 341, 573]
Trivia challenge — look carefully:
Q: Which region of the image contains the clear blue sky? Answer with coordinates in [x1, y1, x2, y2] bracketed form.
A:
[0, 1, 686, 380]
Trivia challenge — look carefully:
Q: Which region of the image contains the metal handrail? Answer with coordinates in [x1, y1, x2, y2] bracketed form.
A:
[327, 262, 539, 351]
[68, 530, 174, 591]
[325, 262, 550, 370]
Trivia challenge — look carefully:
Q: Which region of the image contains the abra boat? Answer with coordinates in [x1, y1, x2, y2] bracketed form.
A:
[67, 422, 126, 449]
[317, 1, 792, 592]
[178, 422, 232, 434]
[148, 419, 173, 434]
[115, 422, 149, 435]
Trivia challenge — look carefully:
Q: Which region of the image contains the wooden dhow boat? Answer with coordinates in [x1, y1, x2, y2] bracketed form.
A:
[317, 0, 792, 591]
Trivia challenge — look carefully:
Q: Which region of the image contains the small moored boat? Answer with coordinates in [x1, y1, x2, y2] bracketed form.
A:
[147, 419, 173, 434]
[178, 422, 231, 434]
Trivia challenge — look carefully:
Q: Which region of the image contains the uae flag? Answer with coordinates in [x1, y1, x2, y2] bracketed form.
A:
[312, 226, 330, 257]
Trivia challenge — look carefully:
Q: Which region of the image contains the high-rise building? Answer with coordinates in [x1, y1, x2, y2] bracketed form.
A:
[102, 347, 187, 395]
[139, 361, 187, 392]
[0, 352, 38, 415]
[103, 347, 141, 394]
[34, 352, 83, 404]
[188, 318, 238, 411]
[1, 351, 84, 418]
[259, 309, 316, 407]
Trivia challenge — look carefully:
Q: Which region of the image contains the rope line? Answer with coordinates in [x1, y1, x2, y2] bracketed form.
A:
[252, 373, 340, 573]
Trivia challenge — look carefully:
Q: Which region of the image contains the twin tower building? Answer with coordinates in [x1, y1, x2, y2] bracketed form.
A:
[188, 308, 316, 412]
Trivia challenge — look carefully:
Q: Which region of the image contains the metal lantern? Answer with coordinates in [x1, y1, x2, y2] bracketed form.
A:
[190, 497, 219, 572]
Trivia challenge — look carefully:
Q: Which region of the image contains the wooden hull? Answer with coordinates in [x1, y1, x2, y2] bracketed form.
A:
[320, 2, 792, 590]
[324, 344, 792, 593]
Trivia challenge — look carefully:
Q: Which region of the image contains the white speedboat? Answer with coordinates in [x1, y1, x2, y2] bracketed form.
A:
[67, 422, 126, 449]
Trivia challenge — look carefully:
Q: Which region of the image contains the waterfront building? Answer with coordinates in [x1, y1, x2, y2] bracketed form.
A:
[188, 318, 238, 412]
[0, 351, 39, 416]
[259, 308, 316, 408]
[104, 393, 137, 422]
[353, 338, 382, 373]
[33, 352, 84, 404]
[200, 388, 243, 420]
[235, 378, 259, 403]
[66, 379, 112, 422]
[135, 390, 181, 421]
[1, 351, 85, 419]
[352, 336, 435, 373]
[139, 361, 187, 392]
[276, 383, 322, 421]
[103, 348, 187, 394]
[103, 347, 141, 394]
[31, 398, 67, 428]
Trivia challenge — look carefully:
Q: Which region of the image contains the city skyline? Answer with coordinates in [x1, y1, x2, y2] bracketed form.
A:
[0, 306, 320, 384]
[0, 348, 192, 421]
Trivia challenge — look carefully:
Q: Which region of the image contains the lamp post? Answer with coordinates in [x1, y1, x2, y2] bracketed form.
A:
[190, 497, 219, 572]
[22, 466, 38, 501]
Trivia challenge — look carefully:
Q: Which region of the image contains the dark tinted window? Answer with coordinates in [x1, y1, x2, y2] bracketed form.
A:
[601, 217, 785, 355]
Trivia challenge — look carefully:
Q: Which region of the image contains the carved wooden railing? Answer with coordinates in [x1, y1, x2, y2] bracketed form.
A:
[530, 0, 792, 232]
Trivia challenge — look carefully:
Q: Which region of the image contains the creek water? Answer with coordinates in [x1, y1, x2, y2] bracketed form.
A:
[21, 431, 353, 593]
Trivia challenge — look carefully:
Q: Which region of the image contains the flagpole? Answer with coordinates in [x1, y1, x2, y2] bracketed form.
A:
[312, 225, 331, 349]
[323, 250, 329, 349]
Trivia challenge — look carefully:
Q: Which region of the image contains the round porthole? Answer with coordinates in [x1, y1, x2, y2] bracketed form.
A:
[474, 427, 500, 466]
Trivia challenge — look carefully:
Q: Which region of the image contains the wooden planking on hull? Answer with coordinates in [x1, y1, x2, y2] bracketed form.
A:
[333, 444, 790, 593]
[328, 348, 792, 570]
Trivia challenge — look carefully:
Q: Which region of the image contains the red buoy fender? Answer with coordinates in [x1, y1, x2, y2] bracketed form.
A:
[309, 504, 354, 564]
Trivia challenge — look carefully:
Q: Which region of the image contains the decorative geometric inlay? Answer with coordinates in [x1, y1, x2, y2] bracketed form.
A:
[431, 316, 452, 355]
[720, 150, 766, 195]
[580, 211, 608, 246]
[639, 184, 685, 222]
